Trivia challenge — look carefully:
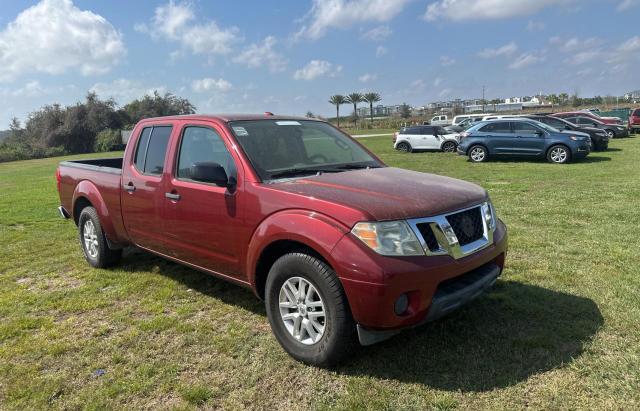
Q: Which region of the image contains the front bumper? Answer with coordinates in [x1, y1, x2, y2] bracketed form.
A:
[356, 262, 501, 345]
[332, 219, 508, 340]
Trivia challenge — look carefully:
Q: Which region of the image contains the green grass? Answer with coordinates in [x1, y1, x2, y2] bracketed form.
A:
[1, 137, 639, 409]
[346, 128, 395, 136]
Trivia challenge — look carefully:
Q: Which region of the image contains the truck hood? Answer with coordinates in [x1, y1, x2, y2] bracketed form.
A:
[269, 167, 488, 221]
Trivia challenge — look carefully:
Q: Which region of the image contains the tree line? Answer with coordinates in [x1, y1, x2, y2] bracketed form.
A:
[328, 92, 381, 127]
[0, 91, 195, 163]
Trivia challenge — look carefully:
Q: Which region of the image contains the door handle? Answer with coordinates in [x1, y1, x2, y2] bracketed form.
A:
[165, 192, 181, 201]
[123, 183, 136, 192]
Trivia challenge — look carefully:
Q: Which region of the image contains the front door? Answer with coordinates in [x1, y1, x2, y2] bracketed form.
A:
[162, 124, 244, 278]
[121, 125, 174, 252]
[512, 122, 546, 156]
[418, 126, 441, 149]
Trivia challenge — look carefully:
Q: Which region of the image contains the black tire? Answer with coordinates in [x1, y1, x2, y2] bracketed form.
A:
[265, 253, 357, 367]
[396, 142, 412, 153]
[596, 142, 608, 151]
[468, 145, 488, 162]
[78, 206, 122, 268]
[546, 144, 571, 164]
[441, 141, 457, 153]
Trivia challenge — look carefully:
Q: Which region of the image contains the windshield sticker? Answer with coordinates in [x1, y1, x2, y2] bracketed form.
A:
[275, 121, 301, 126]
[232, 126, 249, 136]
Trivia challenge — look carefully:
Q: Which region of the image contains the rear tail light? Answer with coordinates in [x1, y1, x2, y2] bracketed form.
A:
[55, 167, 61, 191]
[393, 132, 398, 143]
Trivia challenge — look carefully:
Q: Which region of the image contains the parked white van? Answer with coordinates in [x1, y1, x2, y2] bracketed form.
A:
[451, 114, 493, 125]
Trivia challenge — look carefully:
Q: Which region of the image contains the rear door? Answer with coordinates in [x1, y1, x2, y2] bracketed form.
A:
[121, 124, 174, 252]
[479, 122, 514, 154]
[400, 127, 423, 148]
[162, 122, 244, 277]
[513, 122, 546, 156]
[419, 126, 441, 149]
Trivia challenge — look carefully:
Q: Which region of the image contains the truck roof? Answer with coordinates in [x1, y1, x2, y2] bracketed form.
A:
[137, 113, 315, 124]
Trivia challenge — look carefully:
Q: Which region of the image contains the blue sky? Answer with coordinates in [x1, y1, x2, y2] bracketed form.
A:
[1, 0, 639, 128]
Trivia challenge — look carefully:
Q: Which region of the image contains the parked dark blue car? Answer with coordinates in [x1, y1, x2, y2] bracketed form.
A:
[457, 118, 591, 164]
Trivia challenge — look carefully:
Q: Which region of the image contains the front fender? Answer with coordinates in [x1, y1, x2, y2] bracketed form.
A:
[245, 209, 350, 288]
[72, 180, 120, 243]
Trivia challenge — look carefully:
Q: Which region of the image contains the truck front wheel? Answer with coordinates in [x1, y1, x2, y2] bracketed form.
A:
[265, 253, 357, 367]
[78, 206, 122, 268]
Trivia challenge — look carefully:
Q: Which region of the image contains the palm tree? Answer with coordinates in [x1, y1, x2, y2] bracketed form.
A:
[363, 92, 381, 123]
[328, 94, 346, 127]
[346, 92, 363, 126]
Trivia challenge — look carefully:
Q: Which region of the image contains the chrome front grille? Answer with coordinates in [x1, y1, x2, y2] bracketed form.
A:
[407, 203, 495, 260]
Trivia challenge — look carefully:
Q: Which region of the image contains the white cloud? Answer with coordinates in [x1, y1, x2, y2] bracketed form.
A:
[551, 36, 602, 52]
[232, 36, 287, 73]
[293, 60, 342, 80]
[360, 25, 392, 41]
[433, 77, 443, 87]
[376, 46, 388, 57]
[0, 0, 125, 82]
[526, 20, 545, 31]
[440, 55, 456, 66]
[90, 79, 167, 104]
[424, 0, 573, 21]
[477, 42, 518, 58]
[297, 0, 410, 40]
[137, 1, 240, 56]
[438, 88, 452, 98]
[509, 52, 546, 69]
[564, 50, 602, 65]
[358, 73, 378, 83]
[191, 78, 233, 93]
[617, 0, 639, 11]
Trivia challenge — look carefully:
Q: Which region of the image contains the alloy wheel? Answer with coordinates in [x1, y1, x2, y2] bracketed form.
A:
[279, 277, 326, 345]
[83, 220, 99, 258]
[470, 147, 485, 162]
[550, 147, 568, 163]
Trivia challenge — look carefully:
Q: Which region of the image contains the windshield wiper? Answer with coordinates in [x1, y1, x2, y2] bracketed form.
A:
[335, 164, 381, 170]
[269, 167, 342, 180]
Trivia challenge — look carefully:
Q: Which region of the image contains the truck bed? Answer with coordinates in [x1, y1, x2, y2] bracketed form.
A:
[59, 158, 123, 174]
[57, 156, 128, 244]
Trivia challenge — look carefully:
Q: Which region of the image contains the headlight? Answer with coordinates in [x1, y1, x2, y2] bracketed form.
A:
[569, 136, 588, 141]
[482, 201, 496, 231]
[352, 221, 424, 256]
[617, 126, 625, 130]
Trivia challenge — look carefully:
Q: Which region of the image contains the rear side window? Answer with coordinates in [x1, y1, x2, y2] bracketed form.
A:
[401, 127, 421, 135]
[513, 122, 540, 133]
[420, 126, 433, 135]
[177, 127, 235, 180]
[133, 126, 172, 175]
[134, 128, 152, 171]
[479, 122, 512, 133]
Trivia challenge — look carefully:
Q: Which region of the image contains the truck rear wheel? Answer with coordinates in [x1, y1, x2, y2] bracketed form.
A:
[78, 206, 122, 268]
[265, 252, 357, 367]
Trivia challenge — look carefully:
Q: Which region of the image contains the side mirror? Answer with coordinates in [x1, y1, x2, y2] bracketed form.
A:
[191, 162, 232, 187]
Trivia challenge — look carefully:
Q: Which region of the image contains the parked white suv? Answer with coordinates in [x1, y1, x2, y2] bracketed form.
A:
[394, 125, 459, 153]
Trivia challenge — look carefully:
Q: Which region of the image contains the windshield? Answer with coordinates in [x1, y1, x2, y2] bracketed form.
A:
[228, 120, 382, 180]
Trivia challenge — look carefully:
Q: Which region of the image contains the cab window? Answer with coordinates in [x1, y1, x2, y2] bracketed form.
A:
[133, 126, 172, 175]
[176, 127, 235, 181]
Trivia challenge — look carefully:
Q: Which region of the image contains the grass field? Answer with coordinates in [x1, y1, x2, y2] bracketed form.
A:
[1, 135, 639, 409]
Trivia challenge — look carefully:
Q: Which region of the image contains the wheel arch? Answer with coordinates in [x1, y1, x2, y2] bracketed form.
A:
[247, 210, 350, 300]
[71, 180, 118, 242]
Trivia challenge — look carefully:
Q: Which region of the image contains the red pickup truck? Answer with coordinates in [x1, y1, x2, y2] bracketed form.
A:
[56, 114, 508, 366]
